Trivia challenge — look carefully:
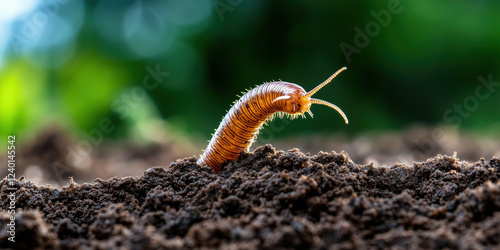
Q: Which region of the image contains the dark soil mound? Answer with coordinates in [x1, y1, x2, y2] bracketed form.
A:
[2, 145, 500, 249]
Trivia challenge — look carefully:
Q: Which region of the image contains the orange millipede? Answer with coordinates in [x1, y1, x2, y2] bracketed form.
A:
[198, 67, 349, 173]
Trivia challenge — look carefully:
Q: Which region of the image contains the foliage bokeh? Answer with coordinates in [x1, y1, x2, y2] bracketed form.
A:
[1, 0, 499, 148]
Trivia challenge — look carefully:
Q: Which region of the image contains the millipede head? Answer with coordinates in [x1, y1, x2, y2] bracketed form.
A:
[272, 67, 349, 124]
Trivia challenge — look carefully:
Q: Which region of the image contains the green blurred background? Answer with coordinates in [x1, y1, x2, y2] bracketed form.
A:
[1, 0, 499, 150]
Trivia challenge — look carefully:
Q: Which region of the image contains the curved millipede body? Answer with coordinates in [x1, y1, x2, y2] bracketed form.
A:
[198, 67, 349, 173]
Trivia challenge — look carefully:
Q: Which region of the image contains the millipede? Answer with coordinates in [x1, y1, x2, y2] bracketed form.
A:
[198, 67, 349, 173]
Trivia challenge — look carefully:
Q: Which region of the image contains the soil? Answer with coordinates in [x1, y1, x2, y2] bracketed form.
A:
[2, 142, 500, 249]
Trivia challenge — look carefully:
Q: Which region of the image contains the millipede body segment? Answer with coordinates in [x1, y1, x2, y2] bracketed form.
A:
[198, 67, 349, 173]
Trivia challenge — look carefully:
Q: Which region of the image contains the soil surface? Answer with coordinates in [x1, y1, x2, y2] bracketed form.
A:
[2, 126, 499, 189]
[2, 144, 500, 249]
